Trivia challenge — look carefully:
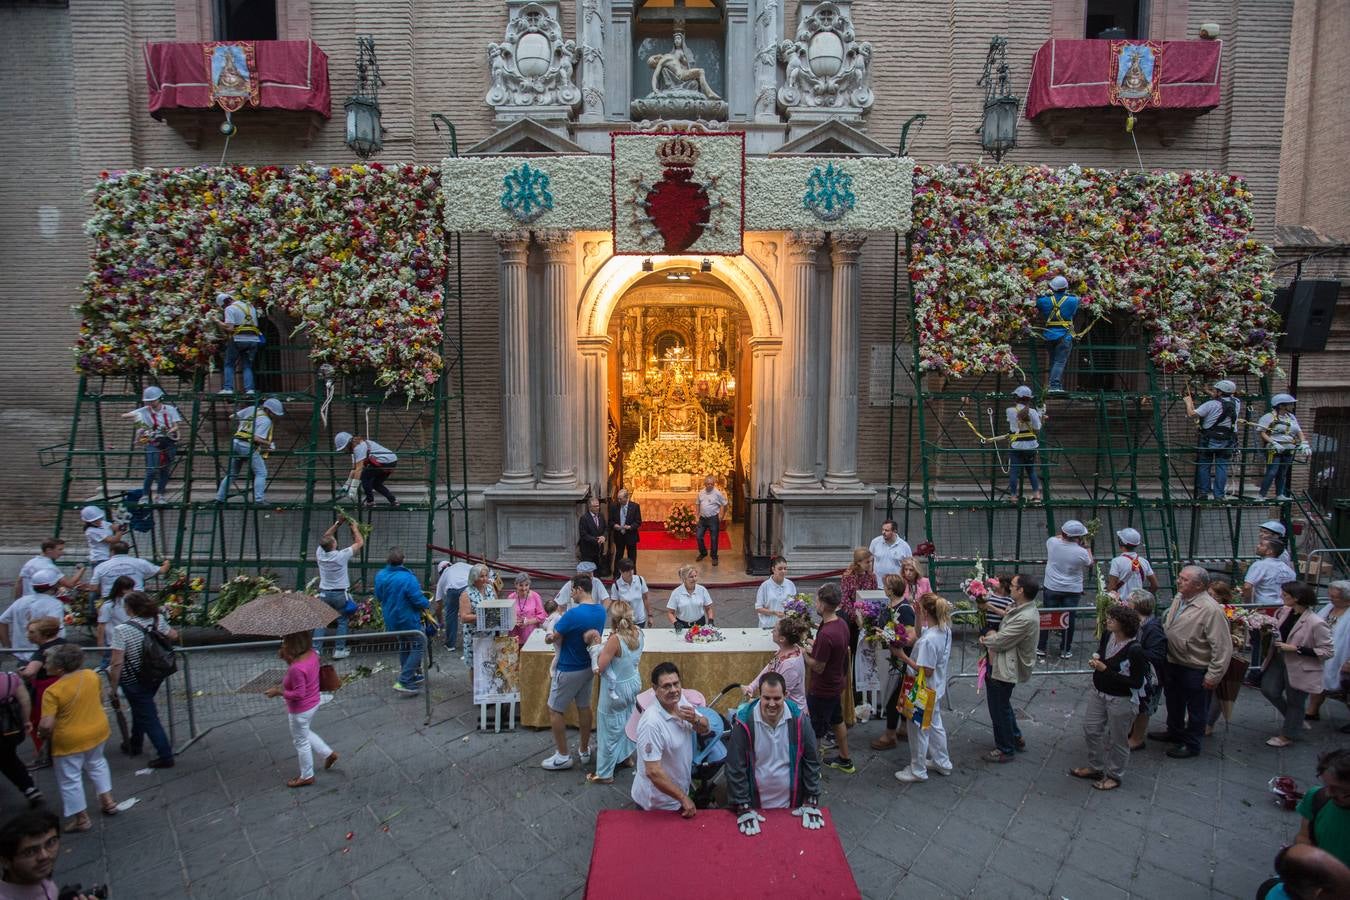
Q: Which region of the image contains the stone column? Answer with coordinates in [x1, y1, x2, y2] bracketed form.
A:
[604, 1, 635, 122]
[496, 231, 535, 484]
[825, 233, 866, 487]
[752, 0, 781, 121]
[577, 335, 612, 494]
[577, 0, 607, 122]
[780, 231, 826, 487]
[537, 230, 578, 486]
[748, 335, 783, 495]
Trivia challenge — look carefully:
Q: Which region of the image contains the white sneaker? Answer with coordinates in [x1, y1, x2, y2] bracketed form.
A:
[928, 761, 953, 776]
[578, 747, 592, 765]
[541, 752, 574, 771]
[332, 649, 351, 660]
[894, 767, 927, 783]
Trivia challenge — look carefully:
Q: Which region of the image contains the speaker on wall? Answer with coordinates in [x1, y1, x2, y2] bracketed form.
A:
[1275, 280, 1340, 353]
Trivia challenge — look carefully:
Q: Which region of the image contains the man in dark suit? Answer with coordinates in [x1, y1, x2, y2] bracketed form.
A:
[578, 496, 606, 569]
[609, 487, 642, 569]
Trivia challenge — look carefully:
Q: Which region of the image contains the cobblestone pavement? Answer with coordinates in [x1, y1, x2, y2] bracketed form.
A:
[4, 591, 1343, 899]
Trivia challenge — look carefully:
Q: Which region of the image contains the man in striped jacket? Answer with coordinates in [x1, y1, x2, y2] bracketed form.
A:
[726, 672, 824, 836]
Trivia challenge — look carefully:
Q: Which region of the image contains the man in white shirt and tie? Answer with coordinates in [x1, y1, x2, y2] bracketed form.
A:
[608, 488, 643, 570]
[869, 520, 913, 582]
[695, 476, 729, 567]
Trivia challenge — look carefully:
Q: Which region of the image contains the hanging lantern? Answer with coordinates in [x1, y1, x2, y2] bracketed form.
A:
[977, 36, 1018, 162]
[344, 36, 385, 159]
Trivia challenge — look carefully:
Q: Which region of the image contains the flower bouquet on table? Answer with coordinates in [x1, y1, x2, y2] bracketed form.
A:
[857, 599, 900, 647]
[665, 502, 696, 540]
[155, 568, 208, 626]
[684, 624, 725, 644]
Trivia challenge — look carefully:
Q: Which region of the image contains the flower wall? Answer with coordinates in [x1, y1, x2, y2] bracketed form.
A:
[78, 163, 447, 400]
[909, 164, 1278, 379]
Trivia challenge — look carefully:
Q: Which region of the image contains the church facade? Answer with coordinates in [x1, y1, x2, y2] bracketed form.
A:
[0, 0, 1321, 569]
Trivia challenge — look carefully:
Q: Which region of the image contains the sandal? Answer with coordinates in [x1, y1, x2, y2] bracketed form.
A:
[65, 815, 92, 833]
[870, 736, 899, 750]
[1070, 767, 1103, 780]
[287, 776, 315, 788]
[100, 800, 119, 816]
[1266, 736, 1294, 748]
[585, 774, 614, 785]
[324, 752, 339, 771]
[1128, 742, 1146, 752]
[1092, 777, 1121, 791]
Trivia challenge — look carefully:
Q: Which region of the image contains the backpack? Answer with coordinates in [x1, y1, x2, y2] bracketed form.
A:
[1200, 397, 1238, 445]
[0, 674, 25, 742]
[129, 621, 178, 687]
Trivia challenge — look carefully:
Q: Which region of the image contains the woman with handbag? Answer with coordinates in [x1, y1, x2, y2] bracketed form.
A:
[892, 593, 953, 783]
[871, 573, 921, 751]
[1257, 581, 1334, 748]
[265, 631, 337, 787]
[1072, 604, 1147, 791]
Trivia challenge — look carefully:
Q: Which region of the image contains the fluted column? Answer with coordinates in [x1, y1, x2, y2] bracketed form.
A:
[826, 233, 866, 487]
[748, 335, 783, 495]
[577, 0, 607, 122]
[495, 231, 534, 484]
[537, 230, 578, 486]
[780, 231, 826, 487]
[577, 335, 612, 494]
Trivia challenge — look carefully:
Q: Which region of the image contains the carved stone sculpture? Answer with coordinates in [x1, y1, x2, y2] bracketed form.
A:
[484, 2, 581, 116]
[777, 2, 873, 113]
[630, 30, 729, 121]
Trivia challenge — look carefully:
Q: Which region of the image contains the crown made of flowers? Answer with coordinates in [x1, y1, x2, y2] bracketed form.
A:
[656, 136, 700, 169]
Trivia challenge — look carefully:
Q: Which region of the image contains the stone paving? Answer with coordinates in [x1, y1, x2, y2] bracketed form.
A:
[3, 591, 1343, 899]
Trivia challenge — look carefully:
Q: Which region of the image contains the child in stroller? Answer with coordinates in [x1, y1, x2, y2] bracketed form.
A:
[626, 683, 742, 808]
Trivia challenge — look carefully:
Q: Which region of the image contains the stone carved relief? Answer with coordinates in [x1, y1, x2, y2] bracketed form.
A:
[630, 31, 730, 121]
[752, 0, 782, 119]
[748, 238, 779, 277]
[777, 2, 873, 112]
[581, 238, 612, 279]
[485, 3, 582, 111]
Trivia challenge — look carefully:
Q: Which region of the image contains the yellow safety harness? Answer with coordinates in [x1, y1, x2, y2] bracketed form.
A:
[1046, 295, 1073, 330]
[229, 300, 262, 338]
[234, 411, 270, 443]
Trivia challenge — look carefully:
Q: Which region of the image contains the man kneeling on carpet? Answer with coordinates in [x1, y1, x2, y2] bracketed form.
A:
[632, 662, 711, 818]
[726, 672, 824, 836]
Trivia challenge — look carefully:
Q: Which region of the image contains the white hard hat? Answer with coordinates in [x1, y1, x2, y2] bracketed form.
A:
[216, 291, 234, 305]
[142, 386, 164, 403]
[80, 505, 105, 523]
[1259, 520, 1286, 537]
[334, 432, 353, 452]
[1013, 385, 1033, 399]
[262, 398, 285, 417]
[1271, 393, 1296, 407]
[1116, 528, 1142, 546]
[1061, 519, 1088, 537]
[30, 568, 61, 588]
[1213, 379, 1237, 394]
[1050, 275, 1069, 291]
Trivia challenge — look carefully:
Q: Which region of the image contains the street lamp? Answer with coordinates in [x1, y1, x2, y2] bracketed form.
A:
[344, 36, 385, 159]
[978, 36, 1018, 162]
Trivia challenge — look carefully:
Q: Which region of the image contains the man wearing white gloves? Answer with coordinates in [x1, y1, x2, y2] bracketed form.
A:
[334, 431, 399, 507]
[216, 398, 283, 503]
[726, 672, 824, 836]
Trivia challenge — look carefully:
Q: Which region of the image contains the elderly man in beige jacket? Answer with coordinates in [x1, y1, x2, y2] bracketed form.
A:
[1149, 565, 1233, 758]
[979, 574, 1042, 762]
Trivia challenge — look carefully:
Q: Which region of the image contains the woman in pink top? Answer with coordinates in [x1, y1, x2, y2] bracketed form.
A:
[508, 572, 547, 647]
[265, 632, 337, 787]
[897, 557, 932, 603]
[744, 617, 809, 706]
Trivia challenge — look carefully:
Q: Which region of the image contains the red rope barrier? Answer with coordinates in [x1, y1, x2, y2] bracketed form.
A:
[425, 543, 844, 591]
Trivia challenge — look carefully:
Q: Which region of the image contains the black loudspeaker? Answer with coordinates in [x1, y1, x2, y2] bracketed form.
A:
[1274, 280, 1340, 353]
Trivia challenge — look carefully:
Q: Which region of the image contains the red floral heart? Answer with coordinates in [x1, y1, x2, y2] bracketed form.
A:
[646, 169, 710, 253]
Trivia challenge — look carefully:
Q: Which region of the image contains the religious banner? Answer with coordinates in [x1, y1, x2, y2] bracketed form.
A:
[744, 157, 912, 232]
[204, 42, 259, 112]
[1108, 41, 1163, 113]
[441, 156, 610, 232]
[611, 131, 745, 256]
[472, 633, 521, 704]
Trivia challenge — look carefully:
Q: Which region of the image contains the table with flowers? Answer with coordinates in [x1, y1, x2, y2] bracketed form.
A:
[518, 626, 776, 728]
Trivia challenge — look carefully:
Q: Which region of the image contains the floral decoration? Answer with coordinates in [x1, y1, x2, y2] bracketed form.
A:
[625, 438, 734, 481]
[442, 156, 611, 232]
[910, 164, 1278, 379]
[665, 502, 697, 540]
[155, 569, 208, 626]
[612, 132, 745, 255]
[745, 157, 913, 232]
[684, 623, 725, 643]
[207, 573, 279, 625]
[79, 163, 447, 400]
[349, 595, 385, 632]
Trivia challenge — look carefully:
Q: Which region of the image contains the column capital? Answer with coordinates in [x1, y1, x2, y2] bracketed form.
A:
[786, 230, 827, 257]
[830, 233, 867, 261]
[577, 334, 613, 352]
[495, 230, 531, 256]
[535, 229, 573, 255]
[748, 335, 784, 354]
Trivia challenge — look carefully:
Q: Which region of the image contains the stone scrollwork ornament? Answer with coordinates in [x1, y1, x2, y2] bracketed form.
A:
[485, 2, 581, 110]
[777, 2, 874, 112]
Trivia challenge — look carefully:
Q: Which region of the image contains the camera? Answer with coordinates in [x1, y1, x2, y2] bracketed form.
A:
[59, 885, 108, 900]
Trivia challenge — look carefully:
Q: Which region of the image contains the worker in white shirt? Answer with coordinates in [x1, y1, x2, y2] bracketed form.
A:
[1256, 393, 1305, 501]
[216, 398, 284, 503]
[435, 559, 472, 651]
[694, 476, 729, 567]
[0, 570, 66, 660]
[869, 520, 913, 582]
[315, 518, 364, 659]
[1258, 520, 1294, 565]
[122, 386, 183, 503]
[219, 291, 264, 394]
[334, 432, 400, 507]
[15, 539, 84, 600]
[91, 542, 169, 598]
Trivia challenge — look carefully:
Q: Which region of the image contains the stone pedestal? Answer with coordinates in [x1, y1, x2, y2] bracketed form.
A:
[484, 484, 588, 571]
[775, 486, 877, 571]
[785, 107, 868, 141]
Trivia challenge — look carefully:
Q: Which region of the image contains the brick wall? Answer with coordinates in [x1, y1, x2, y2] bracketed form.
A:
[0, 0, 1309, 548]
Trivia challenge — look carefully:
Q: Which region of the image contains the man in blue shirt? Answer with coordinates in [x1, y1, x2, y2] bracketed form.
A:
[541, 574, 607, 771]
[1036, 274, 1078, 394]
[373, 547, 429, 693]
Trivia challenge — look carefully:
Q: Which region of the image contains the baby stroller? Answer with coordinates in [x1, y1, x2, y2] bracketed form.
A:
[626, 683, 742, 809]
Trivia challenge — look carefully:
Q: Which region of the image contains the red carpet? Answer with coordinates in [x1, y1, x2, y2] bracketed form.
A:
[637, 522, 731, 552]
[586, 809, 859, 899]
